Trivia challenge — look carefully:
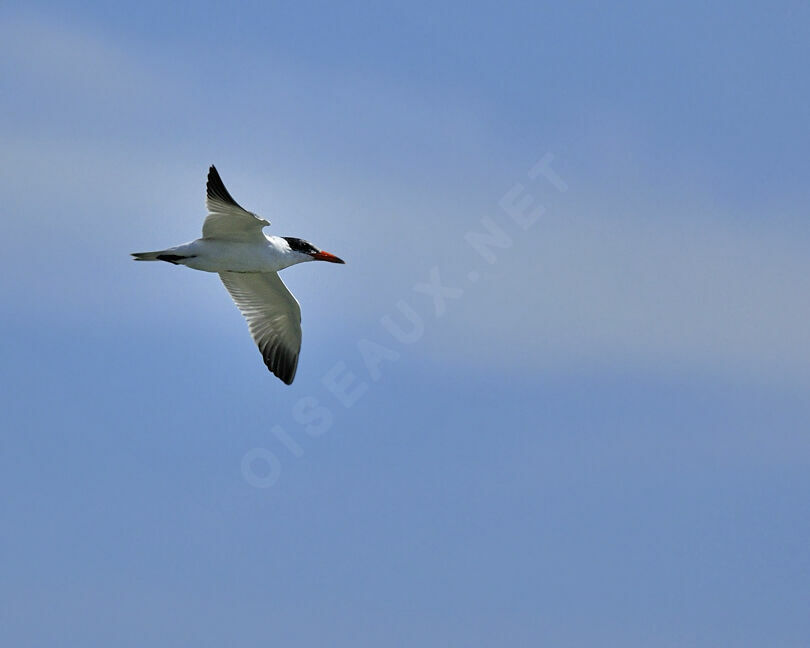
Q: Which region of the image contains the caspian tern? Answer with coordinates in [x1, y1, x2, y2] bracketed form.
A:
[132, 165, 344, 385]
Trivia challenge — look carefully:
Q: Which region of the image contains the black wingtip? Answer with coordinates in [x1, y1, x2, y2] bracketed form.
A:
[265, 356, 297, 385]
[206, 164, 241, 207]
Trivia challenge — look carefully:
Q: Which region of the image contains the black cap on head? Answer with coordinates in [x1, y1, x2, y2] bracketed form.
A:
[282, 237, 319, 255]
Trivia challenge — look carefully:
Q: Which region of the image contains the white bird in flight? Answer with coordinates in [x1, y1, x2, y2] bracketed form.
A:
[132, 165, 344, 385]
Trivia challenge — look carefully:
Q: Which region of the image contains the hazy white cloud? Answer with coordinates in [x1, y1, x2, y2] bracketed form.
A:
[428, 198, 810, 385]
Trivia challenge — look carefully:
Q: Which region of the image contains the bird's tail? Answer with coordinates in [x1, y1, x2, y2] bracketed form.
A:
[131, 250, 189, 265]
[131, 250, 164, 261]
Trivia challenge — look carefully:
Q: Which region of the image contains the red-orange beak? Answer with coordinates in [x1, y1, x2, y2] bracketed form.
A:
[311, 250, 345, 264]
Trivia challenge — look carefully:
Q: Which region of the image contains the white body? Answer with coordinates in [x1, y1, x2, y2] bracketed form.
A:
[165, 235, 307, 273]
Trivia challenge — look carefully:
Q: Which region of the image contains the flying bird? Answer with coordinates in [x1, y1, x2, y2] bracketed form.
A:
[132, 166, 344, 384]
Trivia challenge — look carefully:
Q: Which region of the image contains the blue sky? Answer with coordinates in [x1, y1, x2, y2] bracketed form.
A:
[2, 2, 809, 646]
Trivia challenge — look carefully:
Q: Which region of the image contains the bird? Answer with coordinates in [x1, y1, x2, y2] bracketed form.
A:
[132, 165, 344, 385]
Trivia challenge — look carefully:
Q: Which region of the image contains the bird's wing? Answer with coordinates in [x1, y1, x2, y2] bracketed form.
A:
[219, 271, 302, 384]
[202, 165, 270, 242]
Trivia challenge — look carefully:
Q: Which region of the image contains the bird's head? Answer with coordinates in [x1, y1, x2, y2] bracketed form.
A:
[282, 237, 345, 265]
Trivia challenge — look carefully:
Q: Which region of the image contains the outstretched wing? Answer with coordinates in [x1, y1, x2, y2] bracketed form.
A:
[202, 165, 269, 242]
[219, 271, 302, 385]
